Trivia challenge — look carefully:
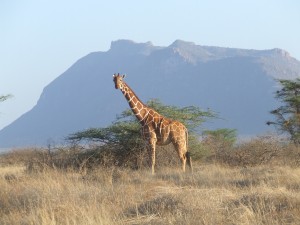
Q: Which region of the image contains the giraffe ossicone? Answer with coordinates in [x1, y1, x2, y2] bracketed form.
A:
[113, 73, 192, 174]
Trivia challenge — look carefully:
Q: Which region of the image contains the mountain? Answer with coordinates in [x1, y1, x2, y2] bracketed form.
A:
[1, 40, 300, 147]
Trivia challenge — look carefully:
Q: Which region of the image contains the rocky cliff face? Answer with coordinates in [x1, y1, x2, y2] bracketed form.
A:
[1, 40, 300, 147]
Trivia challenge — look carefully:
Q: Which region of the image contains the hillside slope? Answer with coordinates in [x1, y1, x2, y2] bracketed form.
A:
[1, 40, 300, 147]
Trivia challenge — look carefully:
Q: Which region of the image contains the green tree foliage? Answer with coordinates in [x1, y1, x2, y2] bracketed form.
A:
[191, 128, 237, 162]
[203, 128, 237, 146]
[68, 99, 216, 167]
[69, 99, 215, 143]
[0, 94, 12, 102]
[117, 99, 215, 132]
[267, 78, 300, 144]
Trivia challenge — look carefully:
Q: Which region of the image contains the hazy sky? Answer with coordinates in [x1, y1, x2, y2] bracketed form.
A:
[1, 0, 300, 130]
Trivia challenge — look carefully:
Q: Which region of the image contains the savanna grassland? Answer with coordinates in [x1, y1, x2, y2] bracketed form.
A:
[1, 137, 300, 225]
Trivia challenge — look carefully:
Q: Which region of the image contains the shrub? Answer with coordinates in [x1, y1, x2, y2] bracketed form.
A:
[206, 134, 300, 167]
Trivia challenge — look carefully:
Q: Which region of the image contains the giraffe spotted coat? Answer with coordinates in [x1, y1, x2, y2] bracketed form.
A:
[113, 73, 192, 174]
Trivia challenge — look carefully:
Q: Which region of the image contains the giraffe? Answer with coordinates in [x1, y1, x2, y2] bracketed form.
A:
[113, 73, 192, 174]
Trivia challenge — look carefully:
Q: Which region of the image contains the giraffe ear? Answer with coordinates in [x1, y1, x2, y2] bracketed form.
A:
[122, 74, 126, 78]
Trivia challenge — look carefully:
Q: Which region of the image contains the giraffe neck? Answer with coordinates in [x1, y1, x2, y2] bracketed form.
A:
[120, 82, 149, 123]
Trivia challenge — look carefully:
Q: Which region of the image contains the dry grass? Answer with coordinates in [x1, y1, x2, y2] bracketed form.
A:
[1, 161, 300, 225]
[1, 136, 300, 224]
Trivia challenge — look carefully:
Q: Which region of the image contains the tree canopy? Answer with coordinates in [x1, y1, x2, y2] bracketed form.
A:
[267, 78, 300, 144]
[0, 94, 12, 102]
[203, 128, 237, 146]
[68, 99, 216, 155]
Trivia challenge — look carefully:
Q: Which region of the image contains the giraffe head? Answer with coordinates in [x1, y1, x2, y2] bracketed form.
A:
[113, 73, 126, 90]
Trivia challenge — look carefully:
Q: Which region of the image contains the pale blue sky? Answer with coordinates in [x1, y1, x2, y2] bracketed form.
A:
[0, 0, 299, 129]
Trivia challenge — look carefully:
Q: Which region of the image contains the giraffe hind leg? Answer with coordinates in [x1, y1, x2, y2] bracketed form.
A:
[174, 141, 193, 173]
[181, 155, 187, 172]
[186, 151, 193, 172]
[174, 143, 187, 172]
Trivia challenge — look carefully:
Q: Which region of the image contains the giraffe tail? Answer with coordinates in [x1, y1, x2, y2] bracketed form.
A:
[185, 129, 193, 172]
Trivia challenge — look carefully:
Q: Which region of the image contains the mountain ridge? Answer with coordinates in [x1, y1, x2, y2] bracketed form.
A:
[0, 39, 299, 147]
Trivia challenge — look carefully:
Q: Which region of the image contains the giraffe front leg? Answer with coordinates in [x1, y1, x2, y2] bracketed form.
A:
[147, 139, 156, 175]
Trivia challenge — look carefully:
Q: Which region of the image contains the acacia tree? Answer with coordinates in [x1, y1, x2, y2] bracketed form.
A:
[69, 98, 215, 143]
[68, 99, 216, 167]
[202, 128, 237, 147]
[0, 94, 12, 102]
[267, 78, 300, 144]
